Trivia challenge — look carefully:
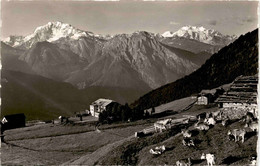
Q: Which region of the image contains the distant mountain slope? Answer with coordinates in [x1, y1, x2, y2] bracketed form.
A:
[1, 42, 34, 74]
[159, 37, 222, 54]
[1, 70, 86, 120]
[132, 29, 258, 110]
[19, 41, 84, 81]
[161, 43, 212, 66]
[1, 70, 148, 120]
[66, 31, 199, 89]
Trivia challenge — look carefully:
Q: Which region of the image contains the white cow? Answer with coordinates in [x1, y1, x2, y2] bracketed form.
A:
[201, 153, 215, 166]
[195, 122, 209, 131]
[149, 145, 166, 155]
[149, 149, 161, 155]
[204, 117, 216, 126]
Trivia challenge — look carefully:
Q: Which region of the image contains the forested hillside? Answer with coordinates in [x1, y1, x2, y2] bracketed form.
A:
[132, 29, 258, 111]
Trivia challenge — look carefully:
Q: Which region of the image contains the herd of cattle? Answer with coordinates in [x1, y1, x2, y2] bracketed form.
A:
[148, 109, 258, 166]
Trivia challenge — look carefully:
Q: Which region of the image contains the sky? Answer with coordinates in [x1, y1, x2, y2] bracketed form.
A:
[1, 1, 258, 39]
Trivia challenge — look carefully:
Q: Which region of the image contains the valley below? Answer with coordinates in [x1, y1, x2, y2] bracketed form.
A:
[1, 97, 256, 165]
[1, 97, 194, 165]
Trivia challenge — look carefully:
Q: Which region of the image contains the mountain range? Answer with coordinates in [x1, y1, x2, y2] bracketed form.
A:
[132, 29, 258, 111]
[159, 26, 237, 54]
[161, 26, 236, 45]
[2, 22, 235, 91]
[2, 21, 254, 120]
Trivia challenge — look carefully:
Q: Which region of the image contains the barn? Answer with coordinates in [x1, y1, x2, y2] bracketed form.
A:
[197, 95, 209, 105]
[1, 113, 26, 130]
[197, 88, 225, 105]
[196, 90, 215, 105]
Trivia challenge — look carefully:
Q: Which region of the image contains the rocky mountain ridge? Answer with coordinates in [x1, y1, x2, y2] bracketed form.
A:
[2, 22, 235, 92]
[161, 26, 237, 46]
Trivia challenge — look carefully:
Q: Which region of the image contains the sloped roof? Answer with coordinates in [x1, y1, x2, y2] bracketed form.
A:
[215, 75, 258, 104]
[200, 89, 216, 95]
[91, 98, 114, 107]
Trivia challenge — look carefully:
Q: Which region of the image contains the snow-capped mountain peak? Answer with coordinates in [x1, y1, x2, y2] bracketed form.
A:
[162, 26, 237, 45]
[3, 35, 25, 47]
[4, 21, 92, 49]
[26, 21, 89, 42]
[161, 31, 174, 37]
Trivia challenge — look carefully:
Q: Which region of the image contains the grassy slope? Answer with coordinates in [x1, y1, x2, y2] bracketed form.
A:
[98, 106, 257, 165]
[2, 121, 152, 165]
[98, 123, 189, 165]
[132, 29, 258, 111]
[137, 121, 256, 165]
[4, 119, 155, 141]
[145, 96, 197, 114]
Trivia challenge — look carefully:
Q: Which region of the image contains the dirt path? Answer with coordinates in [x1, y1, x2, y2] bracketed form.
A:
[62, 135, 135, 165]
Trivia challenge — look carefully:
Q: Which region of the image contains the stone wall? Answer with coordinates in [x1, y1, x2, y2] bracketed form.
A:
[219, 103, 257, 120]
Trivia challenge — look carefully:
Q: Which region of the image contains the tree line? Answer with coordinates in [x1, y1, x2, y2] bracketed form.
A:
[98, 102, 146, 123]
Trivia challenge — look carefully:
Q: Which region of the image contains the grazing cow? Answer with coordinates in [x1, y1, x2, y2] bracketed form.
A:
[195, 122, 209, 131]
[149, 149, 161, 155]
[176, 158, 191, 166]
[245, 121, 258, 132]
[201, 153, 215, 166]
[154, 119, 172, 132]
[155, 145, 166, 152]
[182, 138, 195, 147]
[227, 129, 246, 143]
[204, 117, 216, 126]
[182, 130, 192, 138]
[149, 145, 166, 155]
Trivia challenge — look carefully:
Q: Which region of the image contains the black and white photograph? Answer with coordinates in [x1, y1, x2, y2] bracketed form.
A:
[0, 0, 258, 165]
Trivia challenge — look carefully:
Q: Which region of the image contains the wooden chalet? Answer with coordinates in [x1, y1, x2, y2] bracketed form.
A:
[1, 113, 26, 130]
